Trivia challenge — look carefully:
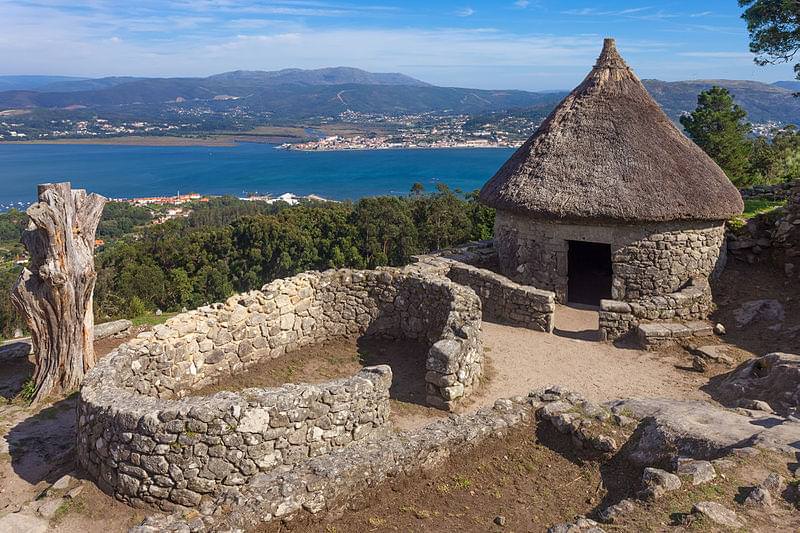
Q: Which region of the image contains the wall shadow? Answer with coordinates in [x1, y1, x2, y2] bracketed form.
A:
[357, 336, 429, 407]
[534, 422, 641, 517]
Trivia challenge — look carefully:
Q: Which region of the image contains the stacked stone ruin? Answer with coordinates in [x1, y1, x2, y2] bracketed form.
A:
[728, 180, 800, 278]
[77, 256, 564, 511]
[78, 267, 489, 510]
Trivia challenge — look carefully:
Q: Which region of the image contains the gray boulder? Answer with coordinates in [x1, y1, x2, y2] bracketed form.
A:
[744, 486, 773, 507]
[676, 460, 716, 485]
[94, 319, 133, 340]
[691, 501, 743, 528]
[609, 398, 800, 465]
[716, 352, 800, 415]
[733, 299, 784, 328]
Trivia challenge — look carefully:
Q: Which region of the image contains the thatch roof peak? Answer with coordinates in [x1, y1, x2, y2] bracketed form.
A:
[595, 38, 626, 69]
[479, 39, 744, 223]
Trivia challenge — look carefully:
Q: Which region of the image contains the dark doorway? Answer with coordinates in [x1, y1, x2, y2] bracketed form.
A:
[567, 241, 612, 306]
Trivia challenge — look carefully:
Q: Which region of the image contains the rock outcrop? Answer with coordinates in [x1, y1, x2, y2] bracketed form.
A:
[716, 352, 800, 415]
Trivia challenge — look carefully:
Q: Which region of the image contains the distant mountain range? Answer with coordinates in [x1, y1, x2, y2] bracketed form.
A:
[642, 79, 800, 124]
[0, 67, 797, 125]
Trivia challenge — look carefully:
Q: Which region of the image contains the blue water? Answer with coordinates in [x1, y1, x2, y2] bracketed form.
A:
[0, 143, 515, 206]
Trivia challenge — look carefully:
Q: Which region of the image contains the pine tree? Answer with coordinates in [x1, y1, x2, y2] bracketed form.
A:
[680, 86, 753, 185]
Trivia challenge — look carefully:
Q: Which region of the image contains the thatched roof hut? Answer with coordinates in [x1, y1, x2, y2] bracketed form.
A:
[479, 38, 743, 223]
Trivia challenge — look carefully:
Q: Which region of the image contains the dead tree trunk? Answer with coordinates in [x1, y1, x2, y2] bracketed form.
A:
[11, 182, 106, 404]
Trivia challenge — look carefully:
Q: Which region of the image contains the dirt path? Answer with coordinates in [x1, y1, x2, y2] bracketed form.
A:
[472, 305, 711, 406]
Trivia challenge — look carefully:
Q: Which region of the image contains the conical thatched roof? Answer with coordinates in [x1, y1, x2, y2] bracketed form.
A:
[480, 38, 744, 223]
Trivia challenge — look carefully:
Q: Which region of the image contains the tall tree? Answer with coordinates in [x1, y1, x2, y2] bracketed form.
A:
[680, 87, 753, 184]
[740, 0, 800, 80]
[12, 183, 105, 403]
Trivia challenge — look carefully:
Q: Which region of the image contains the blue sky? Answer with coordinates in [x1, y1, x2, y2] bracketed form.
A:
[0, 0, 795, 90]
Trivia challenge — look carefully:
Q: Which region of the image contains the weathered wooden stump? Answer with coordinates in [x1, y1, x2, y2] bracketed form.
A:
[11, 182, 106, 403]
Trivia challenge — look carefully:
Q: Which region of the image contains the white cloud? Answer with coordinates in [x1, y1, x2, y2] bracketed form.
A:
[456, 7, 475, 17]
[514, 0, 530, 8]
[562, 7, 651, 17]
[678, 51, 754, 58]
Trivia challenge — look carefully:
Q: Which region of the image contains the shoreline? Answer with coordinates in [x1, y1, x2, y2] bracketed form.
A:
[0, 134, 305, 148]
[280, 144, 519, 152]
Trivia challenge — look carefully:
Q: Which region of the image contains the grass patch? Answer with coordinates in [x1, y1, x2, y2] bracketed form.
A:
[728, 199, 786, 234]
[52, 498, 86, 524]
[742, 198, 786, 218]
[130, 312, 178, 328]
[16, 378, 35, 404]
[452, 474, 472, 490]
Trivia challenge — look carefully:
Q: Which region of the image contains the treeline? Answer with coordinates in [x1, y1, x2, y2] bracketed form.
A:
[93, 185, 492, 320]
[681, 86, 800, 187]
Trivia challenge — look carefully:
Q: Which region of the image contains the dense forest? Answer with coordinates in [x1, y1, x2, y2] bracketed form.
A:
[0, 184, 493, 338]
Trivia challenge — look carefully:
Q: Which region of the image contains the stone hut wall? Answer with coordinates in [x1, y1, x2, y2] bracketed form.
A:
[447, 263, 555, 332]
[598, 280, 714, 340]
[77, 268, 483, 511]
[493, 212, 726, 304]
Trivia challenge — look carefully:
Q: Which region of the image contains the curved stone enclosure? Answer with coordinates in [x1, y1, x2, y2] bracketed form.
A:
[77, 268, 483, 510]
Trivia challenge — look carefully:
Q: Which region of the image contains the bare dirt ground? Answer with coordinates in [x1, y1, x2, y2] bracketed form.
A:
[190, 337, 447, 431]
[262, 421, 636, 533]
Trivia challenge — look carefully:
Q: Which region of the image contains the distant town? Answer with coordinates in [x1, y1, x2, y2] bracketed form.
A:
[1, 110, 789, 152]
[0, 192, 333, 215]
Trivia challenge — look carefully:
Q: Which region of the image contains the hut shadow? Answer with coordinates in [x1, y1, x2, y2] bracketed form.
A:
[709, 259, 800, 356]
[554, 328, 603, 342]
[5, 393, 79, 486]
[356, 336, 430, 408]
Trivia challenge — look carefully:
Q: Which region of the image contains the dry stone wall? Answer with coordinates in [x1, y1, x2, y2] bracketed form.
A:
[412, 243, 556, 333]
[598, 280, 714, 340]
[493, 212, 726, 304]
[132, 395, 537, 532]
[728, 180, 800, 279]
[131, 387, 628, 533]
[447, 263, 555, 332]
[77, 267, 484, 511]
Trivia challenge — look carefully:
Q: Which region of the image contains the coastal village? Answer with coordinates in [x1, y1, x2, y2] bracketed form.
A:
[1, 37, 800, 533]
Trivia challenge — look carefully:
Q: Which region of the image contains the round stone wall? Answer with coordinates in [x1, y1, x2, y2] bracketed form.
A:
[493, 211, 726, 303]
[77, 268, 483, 511]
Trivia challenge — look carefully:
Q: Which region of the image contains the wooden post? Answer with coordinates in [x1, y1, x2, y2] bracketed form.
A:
[11, 182, 106, 404]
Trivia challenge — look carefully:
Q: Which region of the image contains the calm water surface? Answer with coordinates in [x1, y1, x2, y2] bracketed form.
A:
[0, 143, 515, 206]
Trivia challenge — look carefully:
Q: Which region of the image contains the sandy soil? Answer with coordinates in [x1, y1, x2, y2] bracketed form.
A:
[473, 306, 712, 406]
[0, 131, 307, 147]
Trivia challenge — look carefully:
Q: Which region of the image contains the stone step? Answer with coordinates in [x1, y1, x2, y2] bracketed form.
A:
[636, 320, 714, 350]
